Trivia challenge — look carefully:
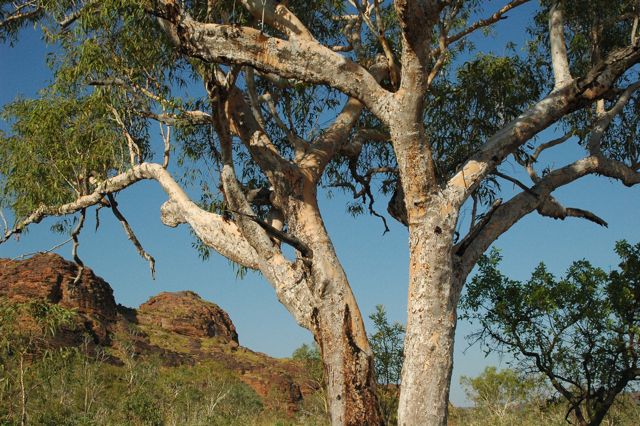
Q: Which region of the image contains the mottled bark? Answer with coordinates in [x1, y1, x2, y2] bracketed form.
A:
[396, 195, 462, 426]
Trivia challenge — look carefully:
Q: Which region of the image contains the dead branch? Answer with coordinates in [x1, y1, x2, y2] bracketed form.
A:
[71, 209, 86, 284]
[107, 193, 156, 279]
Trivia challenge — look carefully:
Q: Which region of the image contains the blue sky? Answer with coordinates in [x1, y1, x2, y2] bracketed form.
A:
[1, 2, 640, 406]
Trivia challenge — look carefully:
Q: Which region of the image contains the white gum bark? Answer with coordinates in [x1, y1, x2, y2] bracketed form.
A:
[22, 4, 638, 426]
[549, 3, 572, 89]
[397, 195, 462, 426]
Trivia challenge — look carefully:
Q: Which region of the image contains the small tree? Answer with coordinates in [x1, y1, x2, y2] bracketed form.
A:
[369, 305, 404, 425]
[461, 241, 640, 426]
[460, 367, 544, 420]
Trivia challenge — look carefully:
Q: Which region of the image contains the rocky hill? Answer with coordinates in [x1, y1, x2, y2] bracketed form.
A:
[0, 253, 318, 414]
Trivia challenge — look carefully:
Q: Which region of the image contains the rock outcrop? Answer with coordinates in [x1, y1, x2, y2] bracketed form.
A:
[138, 291, 238, 344]
[0, 253, 311, 413]
[0, 253, 117, 343]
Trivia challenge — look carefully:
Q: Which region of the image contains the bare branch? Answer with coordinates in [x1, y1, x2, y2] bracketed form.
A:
[446, 0, 531, 47]
[71, 209, 86, 284]
[160, 122, 171, 168]
[11, 237, 73, 261]
[494, 171, 536, 195]
[537, 196, 608, 227]
[107, 193, 156, 279]
[0, 209, 9, 236]
[531, 132, 573, 164]
[516, 132, 574, 182]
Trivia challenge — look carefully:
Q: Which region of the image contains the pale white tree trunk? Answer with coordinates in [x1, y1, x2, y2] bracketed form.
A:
[396, 200, 462, 426]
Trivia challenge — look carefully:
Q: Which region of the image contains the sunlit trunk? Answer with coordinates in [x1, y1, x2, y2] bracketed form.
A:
[397, 212, 462, 426]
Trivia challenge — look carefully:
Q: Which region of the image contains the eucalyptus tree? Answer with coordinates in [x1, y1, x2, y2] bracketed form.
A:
[2, 1, 640, 425]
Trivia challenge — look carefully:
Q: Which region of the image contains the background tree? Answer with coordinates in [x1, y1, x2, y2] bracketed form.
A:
[461, 241, 640, 426]
[2, 1, 640, 424]
[369, 305, 405, 425]
[460, 367, 545, 421]
[292, 342, 328, 417]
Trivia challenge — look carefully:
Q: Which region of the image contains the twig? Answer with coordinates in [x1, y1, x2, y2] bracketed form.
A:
[494, 171, 538, 196]
[11, 238, 73, 261]
[109, 106, 141, 166]
[455, 198, 503, 256]
[160, 122, 171, 169]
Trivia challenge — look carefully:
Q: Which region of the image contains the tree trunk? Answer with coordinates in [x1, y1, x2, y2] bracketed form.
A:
[288, 195, 383, 425]
[312, 296, 383, 425]
[397, 218, 461, 426]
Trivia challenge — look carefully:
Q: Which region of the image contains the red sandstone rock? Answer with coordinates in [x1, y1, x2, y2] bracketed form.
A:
[0, 253, 117, 342]
[137, 291, 239, 343]
[0, 254, 311, 412]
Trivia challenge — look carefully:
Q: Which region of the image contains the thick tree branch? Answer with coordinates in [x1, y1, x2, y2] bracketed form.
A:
[305, 98, 364, 180]
[447, 41, 640, 207]
[394, 0, 440, 60]
[153, 0, 395, 123]
[394, 0, 441, 94]
[537, 196, 608, 227]
[549, 2, 572, 89]
[225, 86, 299, 186]
[239, 0, 315, 41]
[0, 163, 263, 270]
[456, 154, 640, 276]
